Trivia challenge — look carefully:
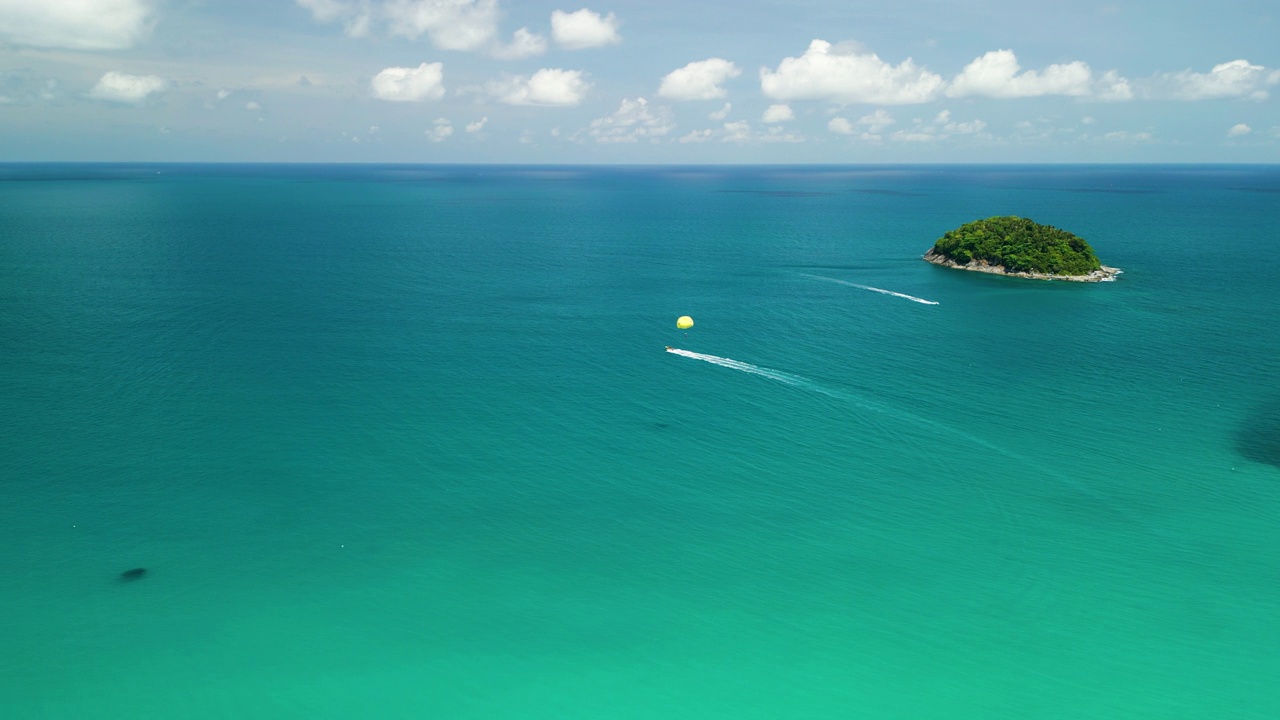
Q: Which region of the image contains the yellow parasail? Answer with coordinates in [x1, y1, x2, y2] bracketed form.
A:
[676, 315, 694, 329]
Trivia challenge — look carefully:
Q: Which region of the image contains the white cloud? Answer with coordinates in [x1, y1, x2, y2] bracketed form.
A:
[708, 102, 731, 120]
[384, 0, 498, 50]
[927, 109, 986, 135]
[762, 104, 794, 123]
[835, 109, 986, 144]
[1104, 130, 1153, 142]
[427, 118, 453, 142]
[296, 0, 373, 37]
[371, 63, 445, 102]
[1227, 123, 1252, 137]
[761, 40, 944, 105]
[551, 8, 620, 49]
[658, 58, 740, 101]
[489, 68, 589, 106]
[857, 108, 894, 133]
[762, 125, 804, 143]
[679, 118, 802, 144]
[216, 88, 233, 101]
[87, 71, 166, 103]
[465, 117, 487, 132]
[0, 0, 153, 50]
[678, 129, 714, 143]
[588, 97, 675, 143]
[828, 117, 854, 135]
[1159, 59, 1277, 100]
[890, 131, 938, 143]
[296, 0, 347, 23]
[297, 0, 499, 49]
[722, 120, 751, 142]
[245, 101, 261, 111]
[1095, 70, 1133, 101]
[942, 117, 986, 134]
[490, 27, 546, 59]
[346, 11, 372, 36]
[947, 50, 1092, 98]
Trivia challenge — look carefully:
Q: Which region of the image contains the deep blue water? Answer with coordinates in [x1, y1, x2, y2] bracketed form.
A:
[2, 164, 1278, 718]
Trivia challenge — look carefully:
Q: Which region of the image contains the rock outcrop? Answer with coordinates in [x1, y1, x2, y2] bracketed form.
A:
[923, 247, 1122, 282]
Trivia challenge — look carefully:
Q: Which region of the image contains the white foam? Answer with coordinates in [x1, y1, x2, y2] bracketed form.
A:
[665, 348, 808, 389]
[800, 273, 939, 305]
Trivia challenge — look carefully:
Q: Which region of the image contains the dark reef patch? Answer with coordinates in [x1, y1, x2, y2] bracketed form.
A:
[1235, 399, 1280, 468]
[1228, 186, 1280, 195]
[1060, 187, 1162, 195]
[848, 188, 926, 197]
[781, 264, 881, 272]
[715, 190, 835, 198]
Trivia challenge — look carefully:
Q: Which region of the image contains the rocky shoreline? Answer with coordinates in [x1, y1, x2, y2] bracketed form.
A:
[922, 248, 1122, 283]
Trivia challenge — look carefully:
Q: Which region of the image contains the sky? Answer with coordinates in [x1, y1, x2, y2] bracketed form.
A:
[0, 0, 1278, 163]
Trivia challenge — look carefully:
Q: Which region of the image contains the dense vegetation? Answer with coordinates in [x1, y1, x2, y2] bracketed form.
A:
[931, 216, 1102, 276]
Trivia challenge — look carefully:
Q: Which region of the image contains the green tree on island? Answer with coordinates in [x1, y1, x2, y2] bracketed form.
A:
[930, 216, 1103, 276]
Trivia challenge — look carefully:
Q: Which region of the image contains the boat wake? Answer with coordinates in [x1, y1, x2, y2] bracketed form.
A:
[664, 345, 1177, 544]
[800, 273, 939, 305]
[666, 347, 964, 432]
[664, 348, 811, 391]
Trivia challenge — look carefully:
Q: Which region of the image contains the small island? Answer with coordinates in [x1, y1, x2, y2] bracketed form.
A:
[923, 216, 1121, 282]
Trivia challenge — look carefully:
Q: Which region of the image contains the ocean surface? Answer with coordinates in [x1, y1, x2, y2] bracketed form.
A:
[2, 163, 1278, 719]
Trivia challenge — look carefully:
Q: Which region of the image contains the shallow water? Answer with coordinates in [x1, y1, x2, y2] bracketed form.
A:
[2, 164, 1278, 718]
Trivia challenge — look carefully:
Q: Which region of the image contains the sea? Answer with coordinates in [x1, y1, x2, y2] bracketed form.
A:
[1, 164, 1278, 719]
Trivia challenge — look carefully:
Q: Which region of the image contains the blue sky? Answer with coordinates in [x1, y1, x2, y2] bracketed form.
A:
[1, 0, 1277, 163]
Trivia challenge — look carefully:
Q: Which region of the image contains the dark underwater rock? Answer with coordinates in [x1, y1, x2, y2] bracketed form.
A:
[1236, 399, 1280, 469]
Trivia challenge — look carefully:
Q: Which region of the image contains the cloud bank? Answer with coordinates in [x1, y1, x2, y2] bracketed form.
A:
[1157, 59, 1279, 100]
[0, 0, 154, 50]
[947, 50, 1092, 98]
[297, 0, 501, 50]
[383, 0, 498, 50]
[761, 40, 944, 105]
[588, 97, 674, 143]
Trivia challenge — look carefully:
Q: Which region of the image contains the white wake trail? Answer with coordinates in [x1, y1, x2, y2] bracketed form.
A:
[665, 345, 1184, 546]
[664, 348, 808, 389]
[665, 348, 867, 408]
[800, 273, 939, 305]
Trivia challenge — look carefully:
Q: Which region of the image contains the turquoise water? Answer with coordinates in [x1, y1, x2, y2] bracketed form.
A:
[2, 164, 1278, 718]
